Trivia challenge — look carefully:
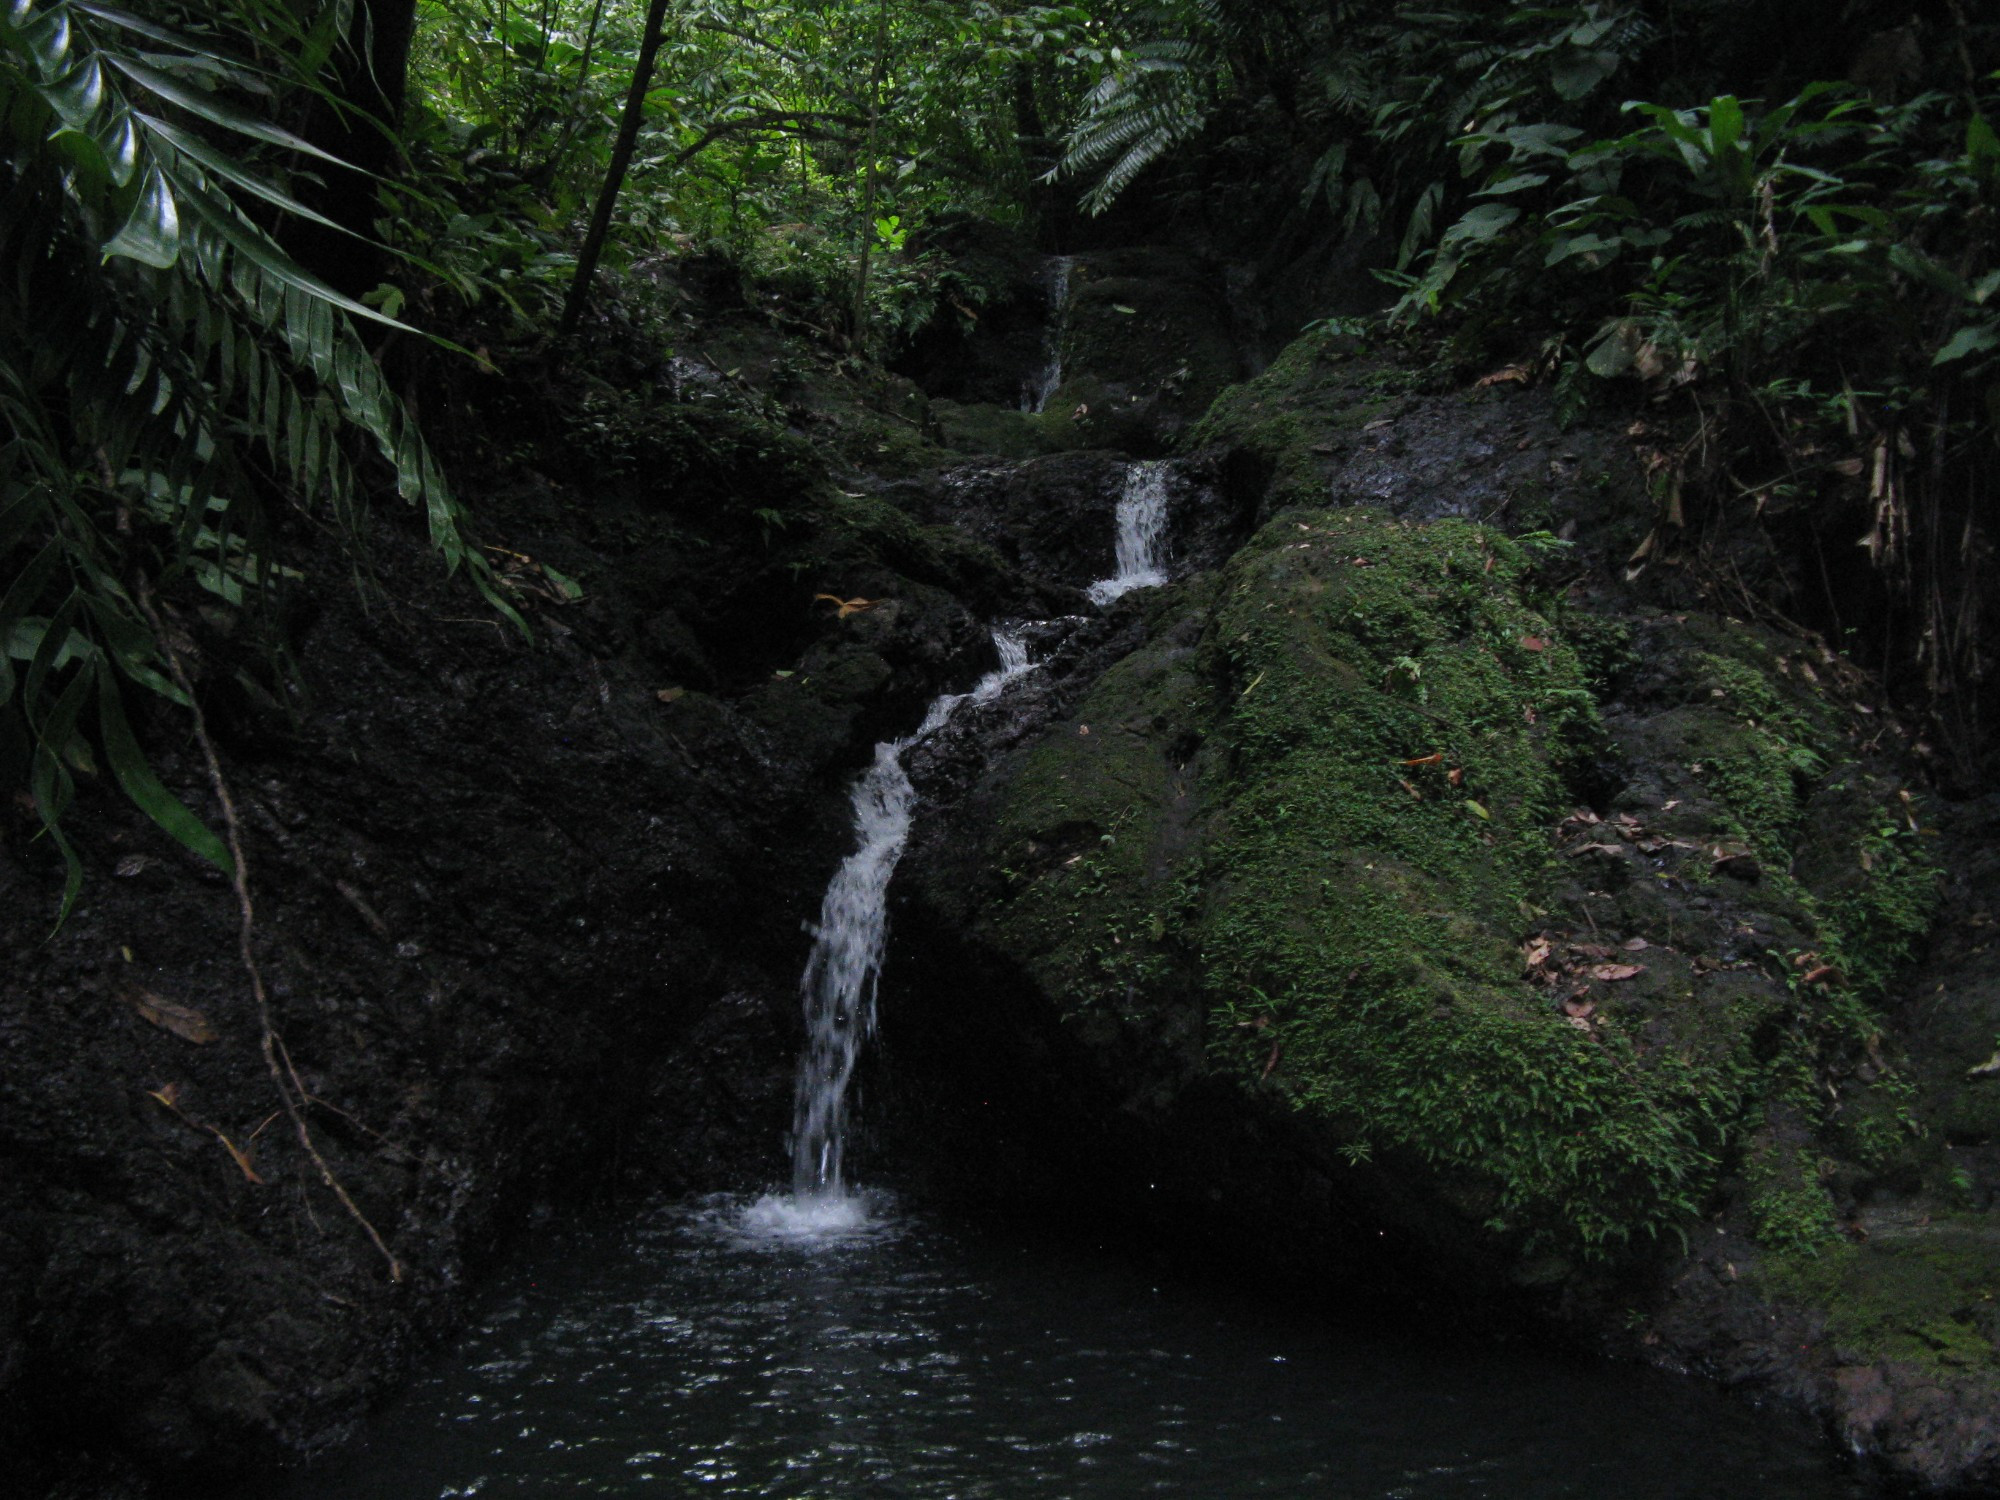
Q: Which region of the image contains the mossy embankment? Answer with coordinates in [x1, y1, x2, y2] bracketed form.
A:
[905, 311, 1999, 1484]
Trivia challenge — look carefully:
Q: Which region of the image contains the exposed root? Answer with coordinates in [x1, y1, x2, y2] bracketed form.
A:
[139, 584, 406, 1284]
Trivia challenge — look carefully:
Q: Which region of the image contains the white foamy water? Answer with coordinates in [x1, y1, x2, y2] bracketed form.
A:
[733, 1190, 878, 1244]
[1087, 460, 1172, 605]
[788, 630, 1035, 1209]
[1024, 255, 1075, 413]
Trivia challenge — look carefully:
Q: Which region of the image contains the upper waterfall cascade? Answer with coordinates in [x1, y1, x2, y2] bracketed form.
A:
[1023, 255, 1075, 414]
[1087, 460, 1172, 605]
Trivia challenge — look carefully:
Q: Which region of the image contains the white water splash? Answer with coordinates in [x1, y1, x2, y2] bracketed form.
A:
[1086, 460, 1172, 605]
[788, 630, 1034, 1207]
[1024, 256, 1076, 413]
[735, 1191, 874, 1242]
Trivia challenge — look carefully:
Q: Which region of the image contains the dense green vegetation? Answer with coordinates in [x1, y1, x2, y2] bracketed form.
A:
[1060, 0, 1998, 777]
[3, 0, 1994, 887]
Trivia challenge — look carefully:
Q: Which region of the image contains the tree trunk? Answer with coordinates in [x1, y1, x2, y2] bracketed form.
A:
[291, 0, 419, 297]
[559, 0, 676, 341]
[847, 0, 892, 348]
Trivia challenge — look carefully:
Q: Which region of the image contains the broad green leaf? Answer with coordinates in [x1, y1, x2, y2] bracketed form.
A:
[1585, 319, 1639, 377]
[1706, 96, 1744, 163]
[1969, 113, 2000, 173]
[16, 8, 72, 76]
[1551, 48, 1619, 102]
[101, 162, 179, 267]
[1494, 122, 1584, 158]
[138, 113, 348, 233]
[93, 105, 139, 185]
[1546, 232, 1621, 266]
[43, 120, 115, 194]
[105, 54, 343, 163]
[1477, 173, 1548, 196]
[174, 182, 419, 334]
[4, 617, 96, 668]
[1933, 323, 1999, 365]
[1442, 201, 1519, 245]
[39, 54, 102, 127]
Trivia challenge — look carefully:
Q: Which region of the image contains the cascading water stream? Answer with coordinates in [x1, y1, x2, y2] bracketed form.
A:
[1086, 459, 1172, 605]
[786, 630, 1033, 1208]
[1023, 255, 1075, 413]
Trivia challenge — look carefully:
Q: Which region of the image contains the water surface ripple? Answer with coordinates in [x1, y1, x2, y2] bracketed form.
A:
[279, 1194, 1875, 1499]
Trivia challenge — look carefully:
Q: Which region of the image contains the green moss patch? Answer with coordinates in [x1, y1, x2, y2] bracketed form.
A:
[1196, 511, 1744, 1253]
[1185, 328, 1390, 508]
[1761, 1223, 2000, 1374]
[972, 496, 1949, 1267]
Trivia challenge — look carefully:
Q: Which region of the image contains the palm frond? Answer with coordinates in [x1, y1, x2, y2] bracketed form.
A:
[0, 0, 505, 918]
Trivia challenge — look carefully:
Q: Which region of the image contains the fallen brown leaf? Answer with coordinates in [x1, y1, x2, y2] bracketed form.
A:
[129, 989, 217, 1045]
[1591, 962, 1645, 982]
[1520, 635, 1547, 652]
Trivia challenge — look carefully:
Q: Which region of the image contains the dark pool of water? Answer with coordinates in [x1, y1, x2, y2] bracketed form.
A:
[273, 1192, 1876, 1499]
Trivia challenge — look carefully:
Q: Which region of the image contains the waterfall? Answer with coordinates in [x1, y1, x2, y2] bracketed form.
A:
[1023, 256, 1075, 414]
[1086, 460, 1172, 605]
[788, 630, 1033, 1203]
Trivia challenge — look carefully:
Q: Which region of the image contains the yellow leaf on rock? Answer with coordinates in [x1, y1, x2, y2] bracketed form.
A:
[814, 594, 883, 620]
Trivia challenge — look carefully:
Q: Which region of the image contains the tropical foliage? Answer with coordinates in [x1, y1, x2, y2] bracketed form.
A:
[1056, 0, 2000, 777]
[397, 0, 1114, 344]
[7, 0, 1997, 919]
[1, 0, 497, 912]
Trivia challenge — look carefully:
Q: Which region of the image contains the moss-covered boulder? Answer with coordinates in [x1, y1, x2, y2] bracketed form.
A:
[939, 502, 1953, 1276]
[1037, 248, 1245, 454]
